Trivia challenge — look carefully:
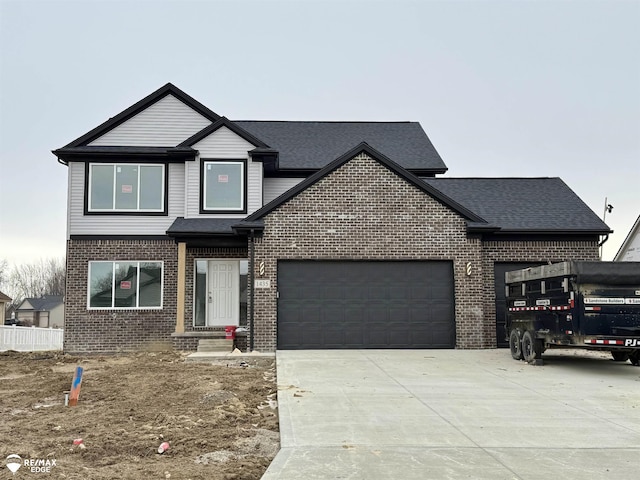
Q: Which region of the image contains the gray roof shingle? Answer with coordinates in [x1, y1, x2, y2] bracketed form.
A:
[422, 177, 610, 233]
[20, 295, 64, 311]
[235, 121, 447, 172]
[166, 217, 259, 235]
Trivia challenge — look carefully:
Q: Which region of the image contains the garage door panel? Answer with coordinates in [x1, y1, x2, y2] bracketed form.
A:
[431, 284, 453, 297]
[388, 324, 411, 346]
[345, 306, 366, 324]
[278, 261, 455, 349]
[409, 306, 429, 323]
[278, 303, 302, 323]
[348, 286, 369, 300]
[367, 325, 390, 347]
[367, 304, 389, 323]
[391, 306, 411, 323]
[411, 285, 431, 299]
[388, 286, 410, 300]
[342, 324, 365, 344]
[278, 322, 303, 348]
[323, 286, 344, 300]
[323, 305, 345, 324]
[322, 324, 347, 348]
[301, 327, 323, 348]
[301, 305, 322, 322]
[368, 286, 388, 299]
[430, 303, 454, 319]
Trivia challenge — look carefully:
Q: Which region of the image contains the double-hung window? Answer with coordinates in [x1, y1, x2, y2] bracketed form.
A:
[201, 160, 245, 212]
[88, 261, 163, 309]
[88, 163, 165, 213]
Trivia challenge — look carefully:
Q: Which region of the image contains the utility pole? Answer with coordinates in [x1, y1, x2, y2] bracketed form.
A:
[601, 198, 613, 259]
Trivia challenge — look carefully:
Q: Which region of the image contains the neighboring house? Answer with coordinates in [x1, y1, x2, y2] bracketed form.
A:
[15, 295, 64, 328]
[614, 215, 640, 261]
[53, 83, 610, 354]
[0, 291, 11, 325]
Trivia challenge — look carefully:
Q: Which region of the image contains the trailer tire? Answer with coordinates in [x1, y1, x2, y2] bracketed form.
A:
[521, 331, 541, 363]
[630, 351, 640, 367]
[509, 329, 523, 360]
[611, 351, 629, 362]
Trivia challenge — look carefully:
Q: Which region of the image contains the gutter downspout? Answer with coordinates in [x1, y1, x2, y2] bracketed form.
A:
[249, 229, 255, 352]
[598, 233, 609, 260]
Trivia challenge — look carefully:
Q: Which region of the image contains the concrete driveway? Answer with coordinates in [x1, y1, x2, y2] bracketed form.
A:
[262, 349, 640, 479]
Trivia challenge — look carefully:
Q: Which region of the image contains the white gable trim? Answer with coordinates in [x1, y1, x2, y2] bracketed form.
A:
[614, 215, 640, 261]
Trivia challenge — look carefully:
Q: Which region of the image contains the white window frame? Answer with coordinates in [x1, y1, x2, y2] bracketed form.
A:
[87, 260, 164, 310]
[202, 160, 245, 212]
[88, 163, 165, 212]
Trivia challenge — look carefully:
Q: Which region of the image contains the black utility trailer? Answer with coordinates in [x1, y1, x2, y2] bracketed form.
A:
[505, 261, 640, 365]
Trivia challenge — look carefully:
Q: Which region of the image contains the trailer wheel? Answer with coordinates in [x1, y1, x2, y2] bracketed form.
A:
[630, 351, 640, 367]
[611, 351, 629, 362]
[521, 331, 541, 363]
[509, 329, 523, 360]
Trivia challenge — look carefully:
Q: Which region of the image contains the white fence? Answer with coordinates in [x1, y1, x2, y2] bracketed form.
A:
[0, 325, 64, 352]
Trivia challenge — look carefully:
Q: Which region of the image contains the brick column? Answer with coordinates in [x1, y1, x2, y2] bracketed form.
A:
[175, 242, 186, 334]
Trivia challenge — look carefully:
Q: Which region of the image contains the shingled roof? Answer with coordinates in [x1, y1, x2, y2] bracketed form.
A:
[235, 121, 447, 174]
[18, 295, 64, 311]
[167, 217, 252, 236]
[53, 84, 448, 175]
[422, 177, 610, 233]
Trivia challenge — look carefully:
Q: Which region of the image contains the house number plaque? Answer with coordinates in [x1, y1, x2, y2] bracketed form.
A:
[254, 279, 271, 289]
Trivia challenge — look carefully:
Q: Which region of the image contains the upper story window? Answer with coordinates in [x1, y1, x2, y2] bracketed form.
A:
[88, 163, 165, 213]
[201, 160, 245, 213]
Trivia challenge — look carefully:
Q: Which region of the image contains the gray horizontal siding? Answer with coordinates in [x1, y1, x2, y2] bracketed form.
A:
[88, 94, 211, 147]
[186, 126, 262, 217]
[191, 125, 256, 158]
[263, 177, 305, 204]
[67, 162, 184, 236]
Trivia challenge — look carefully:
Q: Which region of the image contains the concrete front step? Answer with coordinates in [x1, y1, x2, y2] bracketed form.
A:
[199, 339, 231, 346]
[197, 338, 233, 353]
[197, 346, 232, 353]
[186, 351, 275, 363]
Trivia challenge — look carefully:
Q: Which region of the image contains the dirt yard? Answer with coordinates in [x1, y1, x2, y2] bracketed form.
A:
[0, 350, 279, 479]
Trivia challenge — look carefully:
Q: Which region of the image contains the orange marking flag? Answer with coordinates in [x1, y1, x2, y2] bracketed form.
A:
[69, 366, 83, 406]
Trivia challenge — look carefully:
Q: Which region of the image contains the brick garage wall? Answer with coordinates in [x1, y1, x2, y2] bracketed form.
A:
[252, 153, 485, 351]
[65, 239, 177, 353]
[481, 239, 600, 346]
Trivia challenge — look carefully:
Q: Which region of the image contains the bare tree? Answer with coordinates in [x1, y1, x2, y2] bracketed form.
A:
[6, 258, 66, 306]
[0, 258, 8, 292]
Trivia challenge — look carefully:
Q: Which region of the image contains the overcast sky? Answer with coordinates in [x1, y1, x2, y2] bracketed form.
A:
[0, 0, 638, 265]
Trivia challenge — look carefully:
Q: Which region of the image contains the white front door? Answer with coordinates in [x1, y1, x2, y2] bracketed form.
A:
[207, 261, 239, 326]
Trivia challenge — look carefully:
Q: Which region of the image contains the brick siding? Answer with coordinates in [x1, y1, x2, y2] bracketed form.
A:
[64, 239, 178, 353]
[64, 155, 601, 354]
[253, 153, 485, 350]
[251, 154, 601, 351]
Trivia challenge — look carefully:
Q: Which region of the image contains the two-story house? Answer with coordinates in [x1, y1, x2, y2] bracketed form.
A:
[54, 83, 610, 354]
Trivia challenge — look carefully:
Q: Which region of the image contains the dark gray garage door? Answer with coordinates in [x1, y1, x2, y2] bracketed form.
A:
[277, 261, 455, 349]
[494, 262, 544, 347]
